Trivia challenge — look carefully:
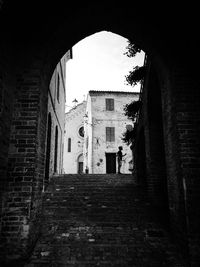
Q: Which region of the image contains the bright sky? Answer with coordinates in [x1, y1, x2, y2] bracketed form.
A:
[65, 31, 145, 112]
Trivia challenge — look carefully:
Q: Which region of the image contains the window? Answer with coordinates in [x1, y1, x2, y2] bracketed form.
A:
[68, 138, 71, 152]
[45, 113, 52, 180]
[106, 127, 115, 142]
[57, 74, 60, 102]
[54, 126, 58, 173]
[78, 126, 84, 137]
[106, 98, 114, 111]
[86, 137, 89, 149]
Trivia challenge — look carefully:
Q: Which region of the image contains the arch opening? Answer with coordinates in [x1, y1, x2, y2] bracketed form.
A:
[1, 5, 197, 264]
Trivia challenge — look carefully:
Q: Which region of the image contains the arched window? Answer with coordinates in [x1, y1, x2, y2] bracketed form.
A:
[54, 126, 58, 173]
[57, 74, 60, 103]
[45, 113, 52, 181]
[78, 126, 84, 137]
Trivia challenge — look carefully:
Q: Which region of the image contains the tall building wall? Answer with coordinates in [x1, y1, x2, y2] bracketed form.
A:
[63, 101, 86, 173]
[46, 50, 71, 177]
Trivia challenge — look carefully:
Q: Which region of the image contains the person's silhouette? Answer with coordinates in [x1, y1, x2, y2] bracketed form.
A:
[117, 146, 126, 174]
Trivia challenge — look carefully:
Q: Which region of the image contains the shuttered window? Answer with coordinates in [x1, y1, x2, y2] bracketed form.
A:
[106, 98, 114, 111]
[106, 127, 115, 142]
[68, 138, 71, 152]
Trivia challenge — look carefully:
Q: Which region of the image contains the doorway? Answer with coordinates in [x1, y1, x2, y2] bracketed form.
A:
[45, 113, 52, 182]
[54, 126, 58, 174]
[78, 154, 83, 174]
[106, 153, 116, 174]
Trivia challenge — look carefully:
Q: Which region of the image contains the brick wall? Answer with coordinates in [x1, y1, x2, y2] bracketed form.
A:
[145, 64, 169, 216]
[0, 50, 70, 262]
[135, 60, 190, 262]
[0, 66, 44, 261]
[0, 57, 15, 234]
[170, 65, 200, 266]
[139, 60, 200, 264]
[160, 65, 191, 261]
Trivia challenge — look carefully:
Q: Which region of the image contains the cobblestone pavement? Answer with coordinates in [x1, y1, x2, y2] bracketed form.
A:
[25, 174, 187, 267]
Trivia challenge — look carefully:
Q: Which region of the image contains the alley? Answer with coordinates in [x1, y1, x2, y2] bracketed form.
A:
[24, 174, 186, 267]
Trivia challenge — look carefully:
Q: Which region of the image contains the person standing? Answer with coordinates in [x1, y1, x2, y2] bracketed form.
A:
[117, 146, 126, 174]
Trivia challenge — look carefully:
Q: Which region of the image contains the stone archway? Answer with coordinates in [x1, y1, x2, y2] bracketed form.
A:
[0, 2, 200, 266]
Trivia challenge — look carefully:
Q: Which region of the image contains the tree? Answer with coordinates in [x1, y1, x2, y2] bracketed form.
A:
[124, 40, 141, 58]
[121, 40, 145, 146]
[122, 100, 142, 145]
[124, 40, 146, 87]
[125, 66, 146, 87]
[124, 100, 142, 122]
[121, 127, 137, 145]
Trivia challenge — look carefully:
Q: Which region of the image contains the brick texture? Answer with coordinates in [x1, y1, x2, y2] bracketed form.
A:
[135, 60, 200, 266]
[0, 59, 15, 236]
[0, 68, 44, 262]
[171, 65, 200, 265]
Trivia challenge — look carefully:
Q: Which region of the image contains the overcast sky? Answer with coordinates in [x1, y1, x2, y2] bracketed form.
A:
[65, 31, 145, 111]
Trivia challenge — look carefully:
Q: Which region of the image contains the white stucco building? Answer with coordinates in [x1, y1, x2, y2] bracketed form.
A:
[63, 101, 86, 174]
[83, 90, 139, 174]
[63, 90, 139, 174]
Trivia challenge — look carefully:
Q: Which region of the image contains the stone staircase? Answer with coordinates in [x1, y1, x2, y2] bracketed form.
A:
[25, 174, 186, 267]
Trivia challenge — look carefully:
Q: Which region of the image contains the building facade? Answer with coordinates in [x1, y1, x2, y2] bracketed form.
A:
[83, 91, 139, 174]
[63, 101, 86, 174]
[45, 49, 72, 181]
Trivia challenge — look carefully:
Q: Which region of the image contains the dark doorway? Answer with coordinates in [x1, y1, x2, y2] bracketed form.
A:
[78, 162, 83, 174]
[54, 126, 58, 173]
[45, 113, 52, 182]
[78, 154, 83, 174]
[106, 153, 116, 173]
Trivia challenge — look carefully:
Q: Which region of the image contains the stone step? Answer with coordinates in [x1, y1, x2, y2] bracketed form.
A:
[25, 174, 185, 266]
[50, 174, 134, 183]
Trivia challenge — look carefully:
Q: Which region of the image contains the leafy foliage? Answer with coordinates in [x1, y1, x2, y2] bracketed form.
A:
[124, 40, 146, 87]
[124, 41, 141, 58]
[122, 127, 137, 145]
[121, 40, 144, 146]
[125, 65, 146, 86]
[124, 100, 142, 121]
